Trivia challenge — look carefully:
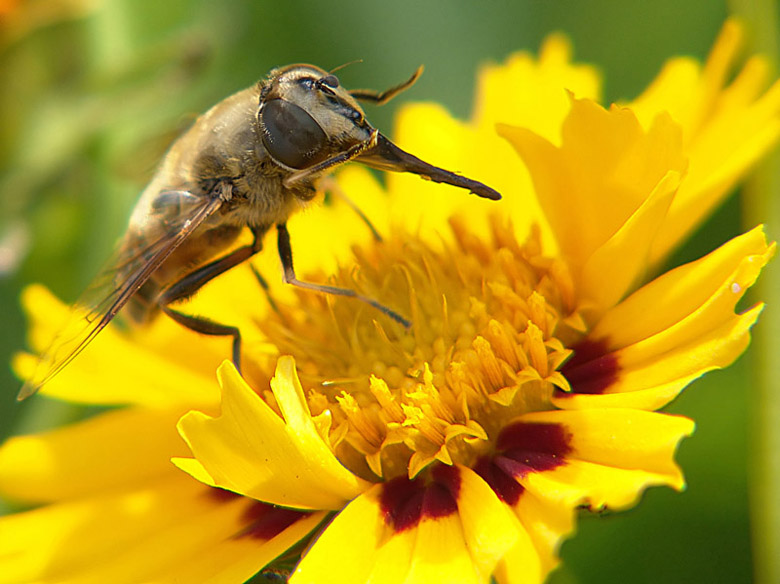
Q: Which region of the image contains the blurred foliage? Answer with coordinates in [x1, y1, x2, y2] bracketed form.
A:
[1, 1, 777, 583]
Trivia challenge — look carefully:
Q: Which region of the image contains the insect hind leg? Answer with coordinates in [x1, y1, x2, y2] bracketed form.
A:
[161, 305, 243, 368]
[156, 228, 266, 372]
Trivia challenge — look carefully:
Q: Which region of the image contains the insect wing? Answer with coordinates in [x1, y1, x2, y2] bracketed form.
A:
[18, 191, 223, 400]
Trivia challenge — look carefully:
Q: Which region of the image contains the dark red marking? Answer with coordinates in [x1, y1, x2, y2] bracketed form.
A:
[428, 464, 461, 518]
[236, 501, 311, 541]
[559, 338, 620, 395]
[475, 421, 572, 504]
[379, 476, 424, 532]
[495, 452, 561, 477]
[474, 456, 525, 505]
[497, 420, 573, 458]
[379, 465, 461, 533]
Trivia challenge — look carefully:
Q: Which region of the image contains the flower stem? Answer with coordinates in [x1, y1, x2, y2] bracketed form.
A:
[728, 2, 780, 584]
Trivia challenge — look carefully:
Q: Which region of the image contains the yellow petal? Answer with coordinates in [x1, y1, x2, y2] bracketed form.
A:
[559, 226, 774, 410]
[397, 38, 601, 253]
[579, 169, 679, 316]
[152, 510, 325, 584]
[592, 226, 773, 348]
[0, 474, 317, 584]
[492, 520, 544, 584]
[474, 35, 602, 143]
[563, 304, 763, 411]
[516, 409, 694, 508]
[507, 491, 576, 582]
[499, 98, 687, 273]
[630, 56, 704, 133]
[389, 103, 537, 249]
[0, 407, 189, 504]
[176, 358, 369, 510]
[485, 408, 693, 534]
[451, 465, 520, 581]
[290, 483, 386, 584]
[650, 80, 780, 266]
[402, 512, 485, 584]
[629, 20, 780, 265]
[293, 466, 520, 584]
[631, 19, 745, 136]
[16, 285, 219, 407]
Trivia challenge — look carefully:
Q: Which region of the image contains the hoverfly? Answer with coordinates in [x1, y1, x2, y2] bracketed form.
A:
[18, 63, 500, 400]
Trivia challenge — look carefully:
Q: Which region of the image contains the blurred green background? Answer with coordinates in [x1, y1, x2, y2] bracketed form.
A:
[0, 1, 778, 583]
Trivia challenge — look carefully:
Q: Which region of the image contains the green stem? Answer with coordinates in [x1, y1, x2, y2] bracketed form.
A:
[727, 2, 780, 584]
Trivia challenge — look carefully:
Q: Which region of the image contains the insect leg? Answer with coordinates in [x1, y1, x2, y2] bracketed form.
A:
[276, 222, 411, 328]
[349, 66, 423, 105]
[160, 306, 243, 365]
[158, 229, 265, 369]
[282, 130, 379, 189]
[249, 263, 280, 315]
[320, 176, 382, 242]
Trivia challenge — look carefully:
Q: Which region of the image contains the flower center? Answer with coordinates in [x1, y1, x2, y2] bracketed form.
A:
[248, 215, 584, 482]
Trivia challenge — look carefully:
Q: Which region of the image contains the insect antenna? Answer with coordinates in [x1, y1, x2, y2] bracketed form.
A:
[329, 59, 363, 74]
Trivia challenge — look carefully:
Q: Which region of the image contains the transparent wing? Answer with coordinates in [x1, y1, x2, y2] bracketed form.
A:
[18, 191, 224, 400]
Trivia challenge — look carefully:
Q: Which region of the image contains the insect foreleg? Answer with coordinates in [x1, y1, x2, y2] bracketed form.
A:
[320, 176, 382, 242]
[282, 130, 379, 189]
[276, 223, 411, 328]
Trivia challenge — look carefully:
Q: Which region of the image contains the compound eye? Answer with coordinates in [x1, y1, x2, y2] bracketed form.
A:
[260, 98, 328, 169]
[320, 74, 339, 89]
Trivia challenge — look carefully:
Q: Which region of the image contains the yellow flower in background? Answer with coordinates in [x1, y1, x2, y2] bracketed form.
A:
[0, 19, 776, 584]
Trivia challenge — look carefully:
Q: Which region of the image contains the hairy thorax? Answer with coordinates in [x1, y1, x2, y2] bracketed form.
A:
[122, 87, 315, 323]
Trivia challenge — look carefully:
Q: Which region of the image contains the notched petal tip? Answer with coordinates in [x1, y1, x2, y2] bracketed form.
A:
[179, 357, 369, 510]
[172, 455, 217, 488]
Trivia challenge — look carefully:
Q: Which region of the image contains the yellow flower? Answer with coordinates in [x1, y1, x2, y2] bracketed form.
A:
[1, 19, 776, 584]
